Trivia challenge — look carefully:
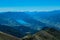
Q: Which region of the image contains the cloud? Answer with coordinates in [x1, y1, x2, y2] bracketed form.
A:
[0, 7, 60, 12]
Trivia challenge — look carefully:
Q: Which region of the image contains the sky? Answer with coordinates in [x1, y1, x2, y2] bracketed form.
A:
[0, 0, 60, 11]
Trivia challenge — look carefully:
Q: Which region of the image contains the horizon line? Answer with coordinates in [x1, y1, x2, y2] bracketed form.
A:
[0, 7, 60, 12]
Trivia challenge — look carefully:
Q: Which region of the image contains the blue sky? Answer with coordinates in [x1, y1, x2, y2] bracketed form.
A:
[0, 0, 60, 11]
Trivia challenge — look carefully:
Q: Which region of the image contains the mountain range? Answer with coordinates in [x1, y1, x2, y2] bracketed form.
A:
[0, 10, 60, 37]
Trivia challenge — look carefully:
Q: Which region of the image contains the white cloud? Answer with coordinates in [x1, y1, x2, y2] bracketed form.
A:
[0, 7, 60, 12]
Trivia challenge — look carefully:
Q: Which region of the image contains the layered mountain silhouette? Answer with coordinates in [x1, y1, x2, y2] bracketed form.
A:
[0, 10, 60, 38]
